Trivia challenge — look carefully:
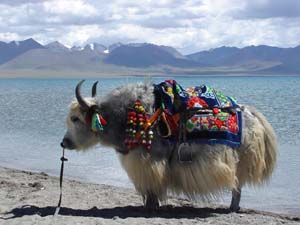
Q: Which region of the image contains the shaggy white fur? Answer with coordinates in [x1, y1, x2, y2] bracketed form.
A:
[62, 81, 277, 210]
[118, 105, 277, 202]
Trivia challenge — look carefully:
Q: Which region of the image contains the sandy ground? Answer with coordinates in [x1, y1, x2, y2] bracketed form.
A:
[0, 167, 299, 225]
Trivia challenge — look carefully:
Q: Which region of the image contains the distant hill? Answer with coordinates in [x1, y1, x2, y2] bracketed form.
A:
[104, 43, 198, 68]
[187, 45, 300, 73]
[0, 38, 299, 77]
[84, 43, 107, 54]
[187, 46, 240, 66]
[0, 38, 44, 64]
[45, 41, 69, 52]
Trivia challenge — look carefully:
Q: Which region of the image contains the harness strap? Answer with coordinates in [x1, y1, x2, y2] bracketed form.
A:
[143, 108, 162, 131]
[54, 148, 68, 216]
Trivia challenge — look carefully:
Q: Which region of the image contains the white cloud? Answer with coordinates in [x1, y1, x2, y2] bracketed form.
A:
[0, 0, 299, 54]
[0, 32, 21, 42]
[43, 0, 97, 17]
[232, 0, 300, 19]
[0, 0, 49, 6]
[62, 25, 103, 46]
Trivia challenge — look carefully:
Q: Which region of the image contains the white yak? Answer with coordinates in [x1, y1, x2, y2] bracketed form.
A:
[61, 80, 277, 212]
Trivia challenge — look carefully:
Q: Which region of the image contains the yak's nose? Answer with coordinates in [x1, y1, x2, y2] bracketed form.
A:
[61, 137, 74, 149]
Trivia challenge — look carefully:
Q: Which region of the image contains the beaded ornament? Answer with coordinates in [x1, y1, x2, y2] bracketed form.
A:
[124, 100, 154, 150]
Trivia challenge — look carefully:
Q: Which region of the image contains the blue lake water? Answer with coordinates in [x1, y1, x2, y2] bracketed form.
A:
[0, 76, 299, 215]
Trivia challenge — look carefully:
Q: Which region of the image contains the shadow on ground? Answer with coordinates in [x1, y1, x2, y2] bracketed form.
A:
[1, 205, 232, 220]
[2, 205, 299, 222]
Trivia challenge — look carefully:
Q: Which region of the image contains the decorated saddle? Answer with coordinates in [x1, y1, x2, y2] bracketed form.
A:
[153, 80, 242, 148]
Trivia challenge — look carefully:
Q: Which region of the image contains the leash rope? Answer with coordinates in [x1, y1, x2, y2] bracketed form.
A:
[54, 148, 68, 216]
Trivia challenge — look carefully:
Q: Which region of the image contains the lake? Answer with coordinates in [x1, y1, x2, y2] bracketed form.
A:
[0, 76, 299, 215]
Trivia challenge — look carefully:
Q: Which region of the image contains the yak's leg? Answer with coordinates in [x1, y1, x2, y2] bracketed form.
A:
[230, 187, 241, 212]
[145, 192, 159, 210]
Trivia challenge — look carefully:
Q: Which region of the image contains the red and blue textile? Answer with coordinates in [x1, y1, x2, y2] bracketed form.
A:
[154, 80, 242, 148]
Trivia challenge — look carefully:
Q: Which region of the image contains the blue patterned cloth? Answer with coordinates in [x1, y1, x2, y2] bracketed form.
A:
[154, 80, 242, 148]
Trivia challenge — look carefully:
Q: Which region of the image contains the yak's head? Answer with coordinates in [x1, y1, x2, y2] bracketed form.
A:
[61, 80, 104, 150]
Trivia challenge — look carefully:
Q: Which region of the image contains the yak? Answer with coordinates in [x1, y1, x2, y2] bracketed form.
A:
[61, 80, 277, 212]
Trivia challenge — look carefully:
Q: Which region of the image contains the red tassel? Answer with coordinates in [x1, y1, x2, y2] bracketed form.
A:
[99, 115, 107, 126]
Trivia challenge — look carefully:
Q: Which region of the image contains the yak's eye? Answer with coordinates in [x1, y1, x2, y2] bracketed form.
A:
[70, 116, 80, 123]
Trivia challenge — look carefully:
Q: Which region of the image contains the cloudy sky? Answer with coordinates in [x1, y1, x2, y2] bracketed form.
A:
[0, 0, 299, 54]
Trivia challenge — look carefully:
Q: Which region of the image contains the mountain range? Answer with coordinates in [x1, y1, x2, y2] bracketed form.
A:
[0, 38, 299, 77]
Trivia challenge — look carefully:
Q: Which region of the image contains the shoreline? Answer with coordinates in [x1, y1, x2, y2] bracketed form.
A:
[0, 71, 300, 79]
[0, 166, 299, 224]
[1, 75, 300, 79]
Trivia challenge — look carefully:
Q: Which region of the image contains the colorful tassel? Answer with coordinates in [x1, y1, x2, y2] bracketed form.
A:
[124, 100, 154, 151]
[91, 113, 104, 133]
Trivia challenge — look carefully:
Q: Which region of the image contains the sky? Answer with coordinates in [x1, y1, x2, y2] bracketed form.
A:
[0, 0, 299, 54]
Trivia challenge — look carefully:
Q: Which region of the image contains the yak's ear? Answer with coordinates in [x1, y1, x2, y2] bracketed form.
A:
[75, 80, 90, 112]
[92, 81, 98, 97]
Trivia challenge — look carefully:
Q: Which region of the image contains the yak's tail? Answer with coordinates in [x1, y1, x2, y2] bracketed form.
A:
[237, 106, 277, 187]
[248, 106, 277, 180]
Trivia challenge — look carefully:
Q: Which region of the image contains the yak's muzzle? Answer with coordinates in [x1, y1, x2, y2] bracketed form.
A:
[60, 137, 74, 149]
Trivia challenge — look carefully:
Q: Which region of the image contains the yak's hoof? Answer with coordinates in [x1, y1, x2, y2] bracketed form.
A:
[145, 194, 159, 211]
[229, 205, 240, 212]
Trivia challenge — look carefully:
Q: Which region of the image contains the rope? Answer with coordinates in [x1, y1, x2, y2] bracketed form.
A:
[54, 148, 68, 216]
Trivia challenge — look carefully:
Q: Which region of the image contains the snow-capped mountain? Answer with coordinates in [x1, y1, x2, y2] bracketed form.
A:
[1, 38, 300, 75]
[45, 41, 69, 52]
[84, 43, 107, 54]
[0, 38, 44, 64]
[70, 45, 84, 51]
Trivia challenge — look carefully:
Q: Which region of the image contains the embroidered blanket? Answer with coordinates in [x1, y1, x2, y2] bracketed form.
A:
[154, 80, 242, 148]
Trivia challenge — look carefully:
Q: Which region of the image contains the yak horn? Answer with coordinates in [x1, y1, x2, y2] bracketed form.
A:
[75, 80, 89, 111]
[92, 81, 98, 97]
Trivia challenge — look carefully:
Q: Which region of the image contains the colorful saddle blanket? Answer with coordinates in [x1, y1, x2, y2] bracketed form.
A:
[154, 80, 242, 148]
